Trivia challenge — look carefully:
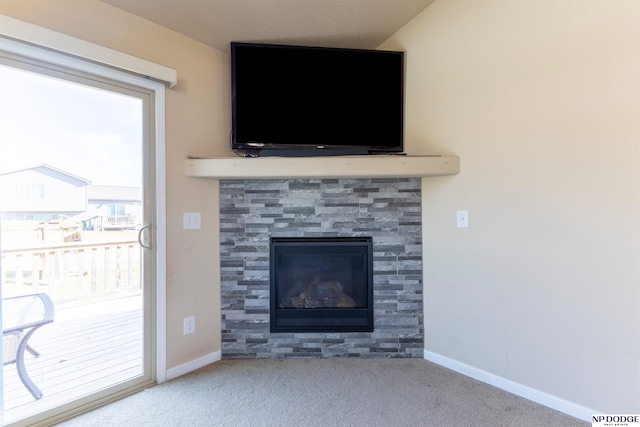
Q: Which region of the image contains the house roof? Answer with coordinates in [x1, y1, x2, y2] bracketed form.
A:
[87, 185, 141, 203]
[0, 163, 91, 185]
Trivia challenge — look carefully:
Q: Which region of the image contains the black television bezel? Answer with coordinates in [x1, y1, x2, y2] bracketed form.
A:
[230, 42, 404, 157]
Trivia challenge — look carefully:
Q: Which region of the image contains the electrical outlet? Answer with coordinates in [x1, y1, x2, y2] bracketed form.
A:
[183, 315, 195, 335]
[183, 212, 201, 230]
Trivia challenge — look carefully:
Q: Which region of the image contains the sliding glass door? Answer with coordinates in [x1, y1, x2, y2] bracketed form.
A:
[0, 54, 156, 426]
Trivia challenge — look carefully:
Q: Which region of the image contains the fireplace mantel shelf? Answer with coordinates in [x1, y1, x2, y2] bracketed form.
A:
[183, 155, 459, 179]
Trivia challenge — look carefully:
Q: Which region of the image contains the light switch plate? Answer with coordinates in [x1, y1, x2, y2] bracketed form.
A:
[183, 212, 201, 230]
[456, 210, 470, 228]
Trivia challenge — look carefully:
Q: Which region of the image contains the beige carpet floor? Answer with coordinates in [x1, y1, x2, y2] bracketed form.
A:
[57, 358, 587, 426]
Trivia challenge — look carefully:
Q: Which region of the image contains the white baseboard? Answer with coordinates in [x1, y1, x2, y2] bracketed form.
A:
[423, 350, 597, 422]
[166, 351, 221, 381]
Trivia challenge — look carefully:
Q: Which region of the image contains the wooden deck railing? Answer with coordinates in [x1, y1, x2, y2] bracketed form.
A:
[1, 241, 141, 302]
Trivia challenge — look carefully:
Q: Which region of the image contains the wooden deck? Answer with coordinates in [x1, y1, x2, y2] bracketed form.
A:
[3, 295, 143, 424]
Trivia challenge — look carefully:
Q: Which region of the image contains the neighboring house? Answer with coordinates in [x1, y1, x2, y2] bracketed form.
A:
[0, 164, 89, 224]
[85, 185, 142, 231]
[0, 164, 141, 231]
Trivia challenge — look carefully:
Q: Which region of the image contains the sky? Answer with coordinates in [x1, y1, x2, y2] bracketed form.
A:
[0, 64, 143, 187]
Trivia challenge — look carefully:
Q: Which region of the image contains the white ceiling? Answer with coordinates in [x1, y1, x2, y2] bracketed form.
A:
[101, 0, 436, 53]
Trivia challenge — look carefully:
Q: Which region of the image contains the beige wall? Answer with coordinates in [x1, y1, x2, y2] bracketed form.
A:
[0, 0, 230, 368]
[380, 0, 640, 414]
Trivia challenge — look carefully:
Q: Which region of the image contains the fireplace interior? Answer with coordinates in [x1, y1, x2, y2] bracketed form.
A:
[270, 237, 374, 333]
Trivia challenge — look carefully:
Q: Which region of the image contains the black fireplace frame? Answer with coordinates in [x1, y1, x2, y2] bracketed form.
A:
[269, 237, 374, 333]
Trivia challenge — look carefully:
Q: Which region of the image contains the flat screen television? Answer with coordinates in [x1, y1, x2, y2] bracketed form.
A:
[231, 42, 404, 157]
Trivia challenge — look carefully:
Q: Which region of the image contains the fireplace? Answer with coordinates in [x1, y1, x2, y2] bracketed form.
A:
[270, 237, 374, 333]
[220, 178, 423, 358]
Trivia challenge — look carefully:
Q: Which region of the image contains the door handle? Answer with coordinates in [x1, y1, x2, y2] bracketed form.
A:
[138, 224, 152, 249]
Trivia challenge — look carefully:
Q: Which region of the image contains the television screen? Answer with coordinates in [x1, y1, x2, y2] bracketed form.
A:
[231, 42, 404, 156]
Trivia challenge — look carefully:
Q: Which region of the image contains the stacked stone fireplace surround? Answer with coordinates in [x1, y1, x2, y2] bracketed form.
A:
[220, 178, 423, 358]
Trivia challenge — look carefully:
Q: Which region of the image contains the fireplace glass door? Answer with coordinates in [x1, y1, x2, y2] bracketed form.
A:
[270, 237, 373, 333]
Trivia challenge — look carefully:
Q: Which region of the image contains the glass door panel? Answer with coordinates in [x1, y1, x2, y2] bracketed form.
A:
[0, 59, 154, 425]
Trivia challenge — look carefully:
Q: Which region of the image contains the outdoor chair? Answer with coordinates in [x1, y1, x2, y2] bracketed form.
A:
[2, 293, 55, 400]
